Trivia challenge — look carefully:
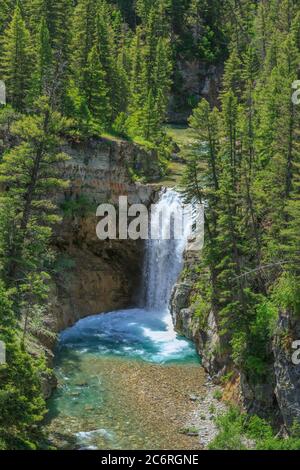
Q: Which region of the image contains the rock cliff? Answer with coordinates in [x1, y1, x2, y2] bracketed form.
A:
[168, 60, 223, 123]
[170, 248, 300, 431]
[34, 137, 160, 396]
[48, 137, 159, 332]
[273, 313, 300, 429]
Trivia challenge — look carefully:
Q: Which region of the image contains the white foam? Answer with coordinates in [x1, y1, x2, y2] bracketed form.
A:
[76, 428, 114, 443]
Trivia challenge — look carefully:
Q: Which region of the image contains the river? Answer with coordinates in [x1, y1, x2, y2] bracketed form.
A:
[46, 189, 203, 450]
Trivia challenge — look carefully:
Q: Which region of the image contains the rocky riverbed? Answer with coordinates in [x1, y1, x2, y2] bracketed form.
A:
[46, 356, 207, 450]
[46, 351, 230, 451]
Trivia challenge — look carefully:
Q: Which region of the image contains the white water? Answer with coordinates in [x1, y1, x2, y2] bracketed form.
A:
[144, 189, 193, 310]
[60, 189, 197, 364]
[50, 189, 199, 450]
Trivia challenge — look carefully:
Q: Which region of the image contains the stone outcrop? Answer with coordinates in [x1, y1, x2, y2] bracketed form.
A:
[273, 313, 300, 429]
[168, 60, 223, 123]
[47, 137, 159, 332]
[170, 247, 227, 380]
[170, 244, 300, 430]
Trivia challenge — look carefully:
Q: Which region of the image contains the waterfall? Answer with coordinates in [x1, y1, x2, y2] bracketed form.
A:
[57, 188, 198, 366]
[49, 192, 199, 452]
[144, 189, 192, 311]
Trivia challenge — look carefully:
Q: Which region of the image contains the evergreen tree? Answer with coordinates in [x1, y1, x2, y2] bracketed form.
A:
[95, 4, 121, 122]
[85, 44, 110, 132]
[1, 4, 33, 111]
[127, 4, 172, 141]
[0, 1, 14, 44]
[0, 282, 46, 450]
[70, 0, 98, 90]
[34, 18, 53, 97]
[64, 81, 91, 137]
[0, 97, 70, 334]
[129, 27, 144, 113]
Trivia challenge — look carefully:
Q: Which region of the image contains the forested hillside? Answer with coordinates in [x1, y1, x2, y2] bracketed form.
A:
[0, 0, 299, 451]
[0, 0, 227, 142]
[180, 0, 300, 448]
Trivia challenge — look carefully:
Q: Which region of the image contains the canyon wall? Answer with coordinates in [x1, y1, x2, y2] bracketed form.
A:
[170, 249, 300, 431]
[168, 60, 223, 123]
[48, 138, 159, 332]
[38, 137, 160, 396]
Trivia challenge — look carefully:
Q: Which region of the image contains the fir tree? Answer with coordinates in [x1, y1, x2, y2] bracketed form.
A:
[35, 17, 53, 97]
[0, 97, 70, 328]
[70, 0, 98, 90]
[0, 282, 46, 449]
[85, 44, 110, 132]
[1, 4, 33, 111]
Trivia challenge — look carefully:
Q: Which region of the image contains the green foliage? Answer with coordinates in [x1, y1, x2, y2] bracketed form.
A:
[112, 112, 128, 137]
[1, 4, 33, 111]
[193, 294, 210, 329]
[213, 390, 223, 401]
[61, 195, 95, 218]
[208, 407, 248, 450]
[0, 97, 70, 346]
[64, 81, 91, 138]
[182, 0, 300, 390]
[230, 299, 278, 379]
[85, 44, 110, 132]
[209, 407, 300, 451]
[34, 17, 53, 98]
[0, 282, 47, 449]
[272, 272, 300, 318]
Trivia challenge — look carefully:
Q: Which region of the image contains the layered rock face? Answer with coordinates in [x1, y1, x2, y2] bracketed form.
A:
[168, 60, 223, 122]
[273, 313, 300, 429]
[170, 248, 300, 430]
[170, 249, 227, 380]
[48, 138, 159, 332]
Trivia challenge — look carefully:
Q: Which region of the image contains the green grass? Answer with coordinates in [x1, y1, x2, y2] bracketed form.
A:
[151, 124, 196, 188]
[165, 124, 196, 160]
[164, 124, 195, 149]
[154, 160, 186, 188]
[100, 131, 128, 143]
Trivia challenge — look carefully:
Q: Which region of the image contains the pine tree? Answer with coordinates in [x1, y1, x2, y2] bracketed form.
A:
[0, 97, 70, 315]
[70, 0, 98, 90]
[128, 5, 172, 141]
[95, 4, 120, 122]
[0, 282, 46, 449]
[64, 80, 91, 137]
[1, 4, 33, 111]
[136, 0, 156, 23]
[141, 6, 161, 91]
[24, 0, 73, 109]
[0, 0, 14, 43]
[153, 37, 172, 121]
[140, 90, 159, 141]
[186, 99, 220, 226]
[85, 44, 110, 132]
[129, 28, 144, 112]
[34, 17, 53, 97]
[255, 31, 300, 271]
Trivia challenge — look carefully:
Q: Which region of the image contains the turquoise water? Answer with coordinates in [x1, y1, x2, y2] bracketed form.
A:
[58, 308, 198, 364]
[46, 189, 201, 450]
[46, 308, 199, 450]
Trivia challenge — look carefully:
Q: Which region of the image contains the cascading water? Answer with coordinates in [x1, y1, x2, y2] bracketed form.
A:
[58, 188, 195, 363]
[46, 189, 200, 450]
[144, 189, 193, 311]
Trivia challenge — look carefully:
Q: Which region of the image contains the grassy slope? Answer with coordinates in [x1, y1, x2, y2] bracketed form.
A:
[155, 125, 195, 188]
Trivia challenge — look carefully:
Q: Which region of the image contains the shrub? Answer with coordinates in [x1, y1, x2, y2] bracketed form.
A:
[61, 195, 94, 218]
[209, 406, 300, 451]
